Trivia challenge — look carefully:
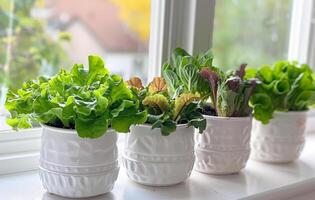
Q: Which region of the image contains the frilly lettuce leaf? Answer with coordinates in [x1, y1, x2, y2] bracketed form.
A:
[126, 77, 144, 90]
[247, 61, 315, 124]
[76, 114, 109, 138]
[250, 93, 273, 124]
[5, 55, 147, 138]
[142, 94, 169, 113]
[148, 77, 167, 94]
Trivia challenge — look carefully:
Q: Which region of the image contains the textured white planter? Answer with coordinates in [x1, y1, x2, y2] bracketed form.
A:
[39, 125, 119, 198]
[122, 124, 195, 186]
[195, 116, 252, 174]
[251, 111, 307, 163]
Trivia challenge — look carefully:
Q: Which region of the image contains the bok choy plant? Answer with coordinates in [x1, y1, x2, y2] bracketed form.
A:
[162, 48, 212, 99]
[126, 76, 206, 136]
[5, 55, 147, 138]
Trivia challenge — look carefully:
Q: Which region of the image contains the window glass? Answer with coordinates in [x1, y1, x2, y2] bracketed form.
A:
[0, 0, 150, 131]
[212, 0, 293, 70]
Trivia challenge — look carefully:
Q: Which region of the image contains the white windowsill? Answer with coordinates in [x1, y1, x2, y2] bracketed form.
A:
[0, 128, 42, 174]
[1, 134, 315, 200]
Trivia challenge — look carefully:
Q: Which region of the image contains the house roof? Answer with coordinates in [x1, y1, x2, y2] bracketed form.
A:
[48, 0, 147, 52]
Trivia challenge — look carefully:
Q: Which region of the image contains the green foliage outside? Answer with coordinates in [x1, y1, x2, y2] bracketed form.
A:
[213, 0, 293, 70]
[0, 0, 69, 93]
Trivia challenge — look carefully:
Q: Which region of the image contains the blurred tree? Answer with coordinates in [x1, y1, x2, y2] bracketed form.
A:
[212, 0, 293, 70]
[111, 0, 150, 41]
[0, 0, 70, 91]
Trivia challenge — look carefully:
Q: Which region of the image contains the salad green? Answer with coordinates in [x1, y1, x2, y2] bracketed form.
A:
[126, 76, 206, 136]
[246, 61, 315, 123]
[5, 55, 147, 138]
[200, 64, 259, 117]
[162, 47, 258, 118]
[162, 48, 212, 99]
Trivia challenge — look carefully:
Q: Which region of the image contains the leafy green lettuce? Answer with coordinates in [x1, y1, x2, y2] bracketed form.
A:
[246, 61, 315, 124]
[5, 55, 147, 138]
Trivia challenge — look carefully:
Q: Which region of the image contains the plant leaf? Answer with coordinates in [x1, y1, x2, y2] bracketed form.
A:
[163, 69, 180, 96]
[126, 77, 144, 90]
[87, 55, 109, 85]
[200, 67, 220, 108]
[148, 77, 167, 94]
[75, 115, 108, 138]
[142, 94, 169, 113]
[174, 93, 199, 120]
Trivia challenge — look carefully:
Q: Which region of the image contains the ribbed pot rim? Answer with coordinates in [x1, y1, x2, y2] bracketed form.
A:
[39, 166, 117, 177]
[202, 115, 252, 121]
[39, 159, 118, 168]
[133, 123, 190, 129]
[273, 110, 308, 116]
[40, 124, 115, 135]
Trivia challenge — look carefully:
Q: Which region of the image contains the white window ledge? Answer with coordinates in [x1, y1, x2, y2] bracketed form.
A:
[0, 128, 41, 175]
[1, 134, 315, 200]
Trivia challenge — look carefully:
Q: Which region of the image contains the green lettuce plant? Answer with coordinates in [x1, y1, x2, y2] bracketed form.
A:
[5, 55, 147, 138]
[162, 48, 258, 118]
[245, 61, 315, 124]
[126, 76, 206, 136]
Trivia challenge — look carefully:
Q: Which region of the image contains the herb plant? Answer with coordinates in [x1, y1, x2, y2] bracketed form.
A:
[245, 61, 315, 124]
[126, 76, 206, 136]
[5, 55, 147, 138]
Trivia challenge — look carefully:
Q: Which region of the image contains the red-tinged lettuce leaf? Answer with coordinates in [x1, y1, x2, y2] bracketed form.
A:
[200, 68, 220, 107]
[235, 63, 247, 80]
[226, 76, 242, 92]
[126, 77, 144, 90]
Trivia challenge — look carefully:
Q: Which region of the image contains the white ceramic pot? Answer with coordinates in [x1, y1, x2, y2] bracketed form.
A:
[39, 125, 119, 198]
[122, 124, 195, 186]
[194, 116, 252, 174]
[251, 111, 307, 163]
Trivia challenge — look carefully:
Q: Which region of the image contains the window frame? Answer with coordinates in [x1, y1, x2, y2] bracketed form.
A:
[288, 0, 315, 133]
[288, 0, 313, 63]
[1, 0, 315, 175]
[148, 0, 215, 79]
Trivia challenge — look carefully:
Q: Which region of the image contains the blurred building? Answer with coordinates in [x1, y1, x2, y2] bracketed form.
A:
[46, 0, 148, 80]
